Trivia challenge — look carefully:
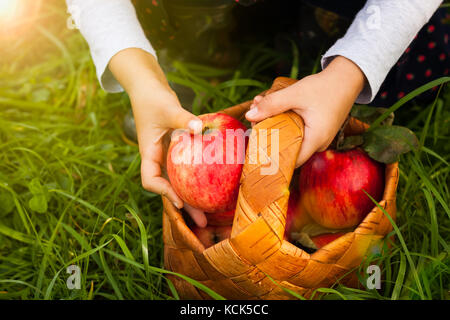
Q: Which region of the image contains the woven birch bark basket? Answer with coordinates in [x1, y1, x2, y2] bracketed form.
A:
[162, 77, 399, 299]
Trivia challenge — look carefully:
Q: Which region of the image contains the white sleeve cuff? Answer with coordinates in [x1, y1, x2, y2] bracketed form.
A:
[67, 0, 157, 93]
[322, 48, 375, 104]
[321, 0, 443, 104]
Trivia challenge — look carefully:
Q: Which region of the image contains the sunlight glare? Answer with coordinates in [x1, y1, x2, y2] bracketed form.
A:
[0, 0, 18, 20]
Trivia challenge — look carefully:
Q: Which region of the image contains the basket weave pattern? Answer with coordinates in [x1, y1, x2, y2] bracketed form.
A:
[162, 77, 399, 299]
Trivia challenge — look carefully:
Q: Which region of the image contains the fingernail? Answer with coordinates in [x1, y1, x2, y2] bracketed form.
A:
[188, 119, 202, 134]
[246, 107, 259, 119]
[173, 201, 182, 209]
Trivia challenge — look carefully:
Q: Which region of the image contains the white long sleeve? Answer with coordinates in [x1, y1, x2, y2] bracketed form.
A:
[68, 0, 442, 98]
[66, 0, 156, 93]
[322, 0, 443, 104]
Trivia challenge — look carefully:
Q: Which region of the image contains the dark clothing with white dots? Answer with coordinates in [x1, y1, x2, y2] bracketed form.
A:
[132, 0, 449, 106]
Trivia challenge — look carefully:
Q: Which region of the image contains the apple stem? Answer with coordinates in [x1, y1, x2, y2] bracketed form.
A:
[202, 126, 211, 135]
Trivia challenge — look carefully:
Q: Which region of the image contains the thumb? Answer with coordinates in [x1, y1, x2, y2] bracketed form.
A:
[295, 140, 318, 168]
[295, 131, 328, 168]
[168, 107, 203, 134]
[245, 87, 295, 122]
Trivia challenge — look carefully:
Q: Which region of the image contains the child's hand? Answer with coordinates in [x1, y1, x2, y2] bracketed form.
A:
[245, 56, 366, 167]
[130, 82, 207, 228]
[109, 48, 207, 227]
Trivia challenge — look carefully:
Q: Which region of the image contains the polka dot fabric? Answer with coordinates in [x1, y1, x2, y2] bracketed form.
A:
[131, 0, 176, 50]
[131, 1, 448, 107]
[372, 8, 449, 107]
[132, 0, 240, 66]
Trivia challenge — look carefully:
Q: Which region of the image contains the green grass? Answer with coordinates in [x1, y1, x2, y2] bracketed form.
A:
[0, 1, 448, 300]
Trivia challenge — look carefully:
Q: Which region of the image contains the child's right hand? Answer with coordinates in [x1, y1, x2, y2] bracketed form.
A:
[109, 48, 207, 228]
[246, 56, 366, 168]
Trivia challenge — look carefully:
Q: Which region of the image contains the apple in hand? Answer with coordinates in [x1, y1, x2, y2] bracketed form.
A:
[191, 225, 232, 248]
[167, 113, 248, 213]
[206, 209, 235, 226]
[298, 149, 384, 229]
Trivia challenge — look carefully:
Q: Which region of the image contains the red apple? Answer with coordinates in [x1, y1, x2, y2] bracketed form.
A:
[284, 189, 312, 241]
[191, 225, 232, 248]
[167, 113, 248, 213]
[206, 209, 235, 226]
[299, 149, 384, 229]
[310, 233, 345, 249]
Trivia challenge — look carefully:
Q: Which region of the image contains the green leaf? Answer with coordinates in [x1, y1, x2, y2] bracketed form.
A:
[292, 232, 318, 250]
[363, 126, 419, 164]
[29, 195, 48, 213]
[0, 193, 15, 217]
[340, 135, 364, 151]
[300, 222, 352, 237]
[351, 105, 394, 126]
[28, 178, 44, 195]
[27, 178, 48, 213]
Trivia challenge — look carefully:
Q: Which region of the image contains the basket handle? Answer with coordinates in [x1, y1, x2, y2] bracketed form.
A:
[230, 77, 304, 242]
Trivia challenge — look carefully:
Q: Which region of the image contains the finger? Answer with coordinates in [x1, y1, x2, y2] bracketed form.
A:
[141, 157, 183, 209]
[245, 88, 295, 122]
[295, 138, 318, 168]
[295, 128, 326, 168]
[144, 175, 183, 209]
[167, 107, 203, 134]
[248, 100, 258, 128]
[252, 95, 263, 105]
[296, 123, 323, 167]
[184, 203, 207, 228]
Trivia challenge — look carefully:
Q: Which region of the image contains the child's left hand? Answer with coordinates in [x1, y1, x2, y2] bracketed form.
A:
[245, 56, 366, 167]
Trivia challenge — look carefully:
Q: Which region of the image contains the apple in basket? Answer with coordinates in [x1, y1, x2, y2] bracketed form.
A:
[291, 231, 347, 251]
[284, 189, 312, 241]
[167, 113, 248, 213]
[206, 209, 235, 226]
[310, 233, 345, 249]
[298, 148, 385, 229]
[191, 225, 232, 249]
